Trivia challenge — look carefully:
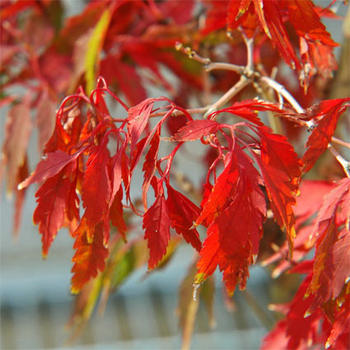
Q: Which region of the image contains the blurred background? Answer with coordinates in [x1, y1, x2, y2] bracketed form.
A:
[1, 1, 348, 349]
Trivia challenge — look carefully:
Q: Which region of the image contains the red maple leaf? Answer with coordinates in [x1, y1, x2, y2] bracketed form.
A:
[19, 149, 83, 190]
[294, 180, 337, 222]
[195, 143, 266, 294]
[127, 98, 154, 154]
[261, 180, 338, 278]
[142, 126, 161, 208]
[33, 173, 73, 257]
[208, 100, 283, 126]
[302, 98, 350, 173]
[166, 183, 202, 251]
[261, 274, 322, 350]
[263, 268, 350, 350]
[109, 187, 127, 240]
[82, 142, 112, 226]
[306, 178, 350, 303]
[256, 126, 301, 254]
[143, 194, 171, 269]
[2, 101, 32, 193]
[173, 119, 219, 142]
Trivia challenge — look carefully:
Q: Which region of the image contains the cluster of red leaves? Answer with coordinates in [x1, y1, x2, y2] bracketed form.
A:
[1, 1, 350, 349]
[0, 0, 202, 234]
[262, 178, 350, 350]
[17, 80, 204, 293]
[18, 80, 349, 322]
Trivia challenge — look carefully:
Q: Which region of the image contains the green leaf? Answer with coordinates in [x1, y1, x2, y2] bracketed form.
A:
[84, 8, 111, 93]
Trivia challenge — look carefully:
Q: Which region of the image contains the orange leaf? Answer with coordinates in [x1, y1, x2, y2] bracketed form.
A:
[71, 220, 109, 294]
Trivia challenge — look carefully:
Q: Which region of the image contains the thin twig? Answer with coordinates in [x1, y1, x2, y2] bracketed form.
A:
[242, 33, 254, 73]
[205, 62, 245, 74]
[204, 76, 251, 117]
[175, 42, 245, 74]
[260, 76, 305, 114]
[331, 137, 350, 149]
[328, 145, 350, 177]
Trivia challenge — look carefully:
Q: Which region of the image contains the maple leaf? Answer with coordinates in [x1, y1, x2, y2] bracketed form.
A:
[219, 148, 266, 256]
[2, 101, 32, 193]
[195, 227, 220, 284]
[196, 144, 266, 294]
[100, 58, 147, 106]
[109, 187, 127, 240]
[294, 180, 337, 222]
[325, 294, 350, 350]
[44, 112, 82, 154]
[142, 126, 160, 208]
[36, 93, 56, 152]
[262, 180, 339, 277]
[54, 1, 106, 53]
[166, 183, 202, 251]
[143, 194, 171, 269]
[331, 231, 350, 300]
[306, 178, 350, 303]
[260, 320, 289, 350]
[262, 274, 323, 350]
[18, 149, 83, 190]
[263, 268, 350, 350]
[82, 142, 112, 226]
[71, 219, 109, 294]
[196, 151, 240, 228]
[33, 172, 73, 257]
[209, 100, 284, 125]
[302, 98, 350, 173]
[256, 126, 301, 254]
[196, 225, 252, 295]
[127, 98, 154, 155]
[173, 120, 219, 142]
[109, 145, 123, 202]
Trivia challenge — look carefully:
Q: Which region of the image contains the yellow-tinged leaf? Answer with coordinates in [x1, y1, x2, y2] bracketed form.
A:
[82, 275, 103, 320]
[84, 8, 111, 93]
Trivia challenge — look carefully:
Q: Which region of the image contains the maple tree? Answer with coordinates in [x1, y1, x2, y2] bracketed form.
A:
[1, 0, 350, 349]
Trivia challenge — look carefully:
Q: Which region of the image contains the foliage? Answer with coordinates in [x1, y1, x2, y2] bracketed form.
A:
[1, 0, 350, 349]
